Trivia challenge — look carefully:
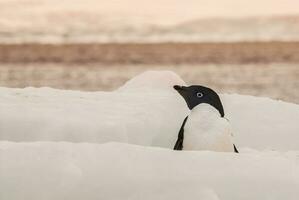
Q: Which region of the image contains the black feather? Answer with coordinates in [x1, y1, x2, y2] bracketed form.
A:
[174, 116, 188, 150]
[233, 144, 239, 153]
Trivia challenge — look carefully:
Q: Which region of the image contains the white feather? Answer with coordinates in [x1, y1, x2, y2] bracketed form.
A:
[183, 104, 235, 152]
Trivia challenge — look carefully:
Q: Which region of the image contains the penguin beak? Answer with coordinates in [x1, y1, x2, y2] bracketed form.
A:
[174, 85, 188, 98]
[173, 85, 185, 91]
[174, 85, 191, 109]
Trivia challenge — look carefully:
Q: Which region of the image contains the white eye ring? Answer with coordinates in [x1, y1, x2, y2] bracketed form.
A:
[197, 92, 203, 98]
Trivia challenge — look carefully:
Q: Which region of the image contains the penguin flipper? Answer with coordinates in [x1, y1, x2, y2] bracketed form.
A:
[174, 116, 188, 151]
[174, 138, 183, 150]
[233, 144, 239, 153]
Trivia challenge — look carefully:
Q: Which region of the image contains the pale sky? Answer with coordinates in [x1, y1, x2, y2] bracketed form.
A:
[96, 0, 299, 16]
[1, 0, 299, 25]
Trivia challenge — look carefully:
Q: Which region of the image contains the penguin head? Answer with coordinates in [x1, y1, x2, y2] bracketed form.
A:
[174, 85, 225, 117]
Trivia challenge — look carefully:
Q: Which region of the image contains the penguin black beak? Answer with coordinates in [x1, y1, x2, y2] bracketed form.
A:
[173, 85, 185, 91]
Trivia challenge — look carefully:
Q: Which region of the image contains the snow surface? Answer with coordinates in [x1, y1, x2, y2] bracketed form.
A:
[0, 71, 298, 151]
[0, 71, 299, 200]
[0, 142, 298, 200]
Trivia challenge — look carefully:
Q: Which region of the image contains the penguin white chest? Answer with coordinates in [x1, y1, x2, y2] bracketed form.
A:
[183, 104, 234, 152]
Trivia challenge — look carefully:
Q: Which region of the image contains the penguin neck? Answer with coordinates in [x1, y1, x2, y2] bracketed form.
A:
[183, 103, 230, 151]
[189, 103, 221, 118]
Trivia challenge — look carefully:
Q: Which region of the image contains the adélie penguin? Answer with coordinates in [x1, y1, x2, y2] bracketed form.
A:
[173, 85, 239, 153]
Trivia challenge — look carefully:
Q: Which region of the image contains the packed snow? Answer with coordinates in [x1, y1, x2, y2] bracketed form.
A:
[1, 142, 298, 200]
[0, 71, 298, 200]
[0, 71, 298, 151]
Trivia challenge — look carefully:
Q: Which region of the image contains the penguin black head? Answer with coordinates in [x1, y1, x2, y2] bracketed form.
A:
[174, 85, 225, 117]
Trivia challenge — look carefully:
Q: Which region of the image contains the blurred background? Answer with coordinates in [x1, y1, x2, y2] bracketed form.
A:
[0, 0, 298, 103]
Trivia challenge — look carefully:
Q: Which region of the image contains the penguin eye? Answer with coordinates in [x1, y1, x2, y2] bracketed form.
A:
[196, 92, 203, 98]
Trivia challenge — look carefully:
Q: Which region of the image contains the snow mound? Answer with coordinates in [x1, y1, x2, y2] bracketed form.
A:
[0, 71, 299, 151]
[222, 94, 299, 151]
[0, 142, 298, 200]
[118, 70, 186, 92]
